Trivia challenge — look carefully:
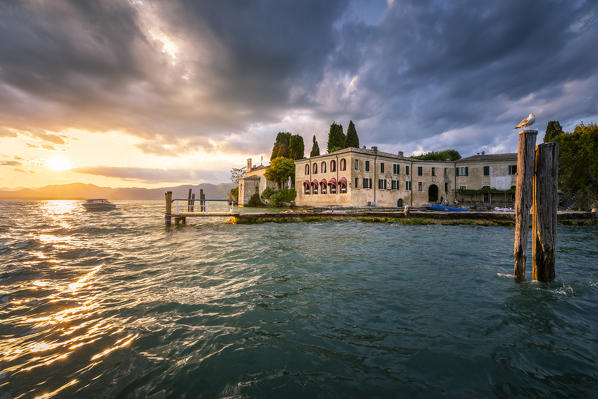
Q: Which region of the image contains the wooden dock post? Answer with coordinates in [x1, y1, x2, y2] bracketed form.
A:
[165, 191, 172, 226]
[532, 142, 559, 282]
[514, 130, 537, 280]
[190, 193, 195, 212]
[187, 188, 192, 211]
[200, 189, 205, 212]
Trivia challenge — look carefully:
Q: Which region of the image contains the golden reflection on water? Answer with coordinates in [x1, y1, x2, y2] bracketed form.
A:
[32, 379, 79, 399]
[40, 200, 79, 216]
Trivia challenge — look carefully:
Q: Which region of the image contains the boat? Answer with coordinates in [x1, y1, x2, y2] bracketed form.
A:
[426, 204, 469, 212]
[82, 199, 116, 211]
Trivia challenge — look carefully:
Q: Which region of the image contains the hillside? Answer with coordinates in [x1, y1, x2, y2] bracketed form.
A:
[0, 182, 235, 200]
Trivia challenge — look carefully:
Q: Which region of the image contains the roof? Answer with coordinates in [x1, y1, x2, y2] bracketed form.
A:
[299, 147, 410, 161]
[248, 165, 268, 172]
[240, 175, 260, 181]
[459, 153, 517, 162]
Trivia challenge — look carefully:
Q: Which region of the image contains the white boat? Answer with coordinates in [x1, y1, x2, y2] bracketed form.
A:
[82, 199, 116, 211]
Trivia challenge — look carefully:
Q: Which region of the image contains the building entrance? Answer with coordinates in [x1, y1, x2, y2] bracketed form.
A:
[428, 184, 439, 202]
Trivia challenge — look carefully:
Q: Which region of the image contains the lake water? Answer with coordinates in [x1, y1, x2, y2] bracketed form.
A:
[1, 200, 597, 398]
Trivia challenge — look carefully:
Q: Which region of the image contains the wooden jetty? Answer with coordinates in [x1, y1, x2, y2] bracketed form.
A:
[165, 190, 239, 226]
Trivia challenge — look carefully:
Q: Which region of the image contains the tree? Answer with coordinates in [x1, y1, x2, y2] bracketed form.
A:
[411, 149, 462, 161]
[344, 120, 359, 148]
[264, 157, 295, 189]
[230, 167, 246, 185]
[327, 122, 345, 153]
[544, 120, 564, 142]
[289, 134, 305, 160]
[310, 135, 320, 157]
[270, 132, 292, 160]
[552, 122, 598, 209]
[228, 187, 239, 202]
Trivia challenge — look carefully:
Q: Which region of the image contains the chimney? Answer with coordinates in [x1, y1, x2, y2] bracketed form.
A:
[372, 146, 378, 153]
[398, 151, 404, 157]
[481, 151, 485, 155]
[246, 158, 252, 171]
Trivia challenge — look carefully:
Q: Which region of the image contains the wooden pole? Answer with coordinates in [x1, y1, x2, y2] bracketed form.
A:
[165, 191, 172, 226]
[532, 142, 559, 282]
[187, 188, 192, 211]
[190, 193, 195, 212]
[514, 130, 537, 280]
[200, 189, 205, 212]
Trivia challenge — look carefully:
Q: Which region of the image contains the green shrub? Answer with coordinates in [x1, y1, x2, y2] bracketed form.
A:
[261, 187, 275, 199]
[229, 186, 239, 202]
[270, 188, 297, 207]
[247, 193, 262, 207]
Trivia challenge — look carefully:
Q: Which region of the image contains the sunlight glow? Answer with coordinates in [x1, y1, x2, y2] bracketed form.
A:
[47, 156, 72, 171]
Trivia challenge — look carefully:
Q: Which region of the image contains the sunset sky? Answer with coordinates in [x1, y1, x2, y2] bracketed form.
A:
[1, 0, 597, 189]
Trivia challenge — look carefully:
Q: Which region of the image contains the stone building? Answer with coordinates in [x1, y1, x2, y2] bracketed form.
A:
[294, 147, 518, 208]
[238, 158, 277, 206]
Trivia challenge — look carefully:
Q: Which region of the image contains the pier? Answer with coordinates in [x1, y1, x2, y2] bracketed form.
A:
[165, 190, 239, 226]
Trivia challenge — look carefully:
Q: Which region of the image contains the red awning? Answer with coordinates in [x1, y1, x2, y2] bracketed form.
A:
[311, 179, 318, 185]
[338, 177, 347, 185]
[303, 180, 310, 186]
[320, 178, 327, 185]
[328, 177, 336, 185]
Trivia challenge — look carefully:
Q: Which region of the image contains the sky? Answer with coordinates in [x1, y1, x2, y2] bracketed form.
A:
[1, 0, 597, 189]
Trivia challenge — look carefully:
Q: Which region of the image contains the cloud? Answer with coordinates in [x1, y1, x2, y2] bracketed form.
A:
[72, 166, 228, 184]
[1, 0, 597, 161]
[1, 160, 21, 166]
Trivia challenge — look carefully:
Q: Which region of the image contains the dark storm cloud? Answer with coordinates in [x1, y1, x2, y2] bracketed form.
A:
[1, 0, 597, 158]
[73, 166, 226, 183]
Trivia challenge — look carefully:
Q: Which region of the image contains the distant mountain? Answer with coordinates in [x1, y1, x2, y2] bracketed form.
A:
[0, 182, 235, 200]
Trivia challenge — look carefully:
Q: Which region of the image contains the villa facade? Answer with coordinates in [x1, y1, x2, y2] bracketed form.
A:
[294, 147, 517, 208]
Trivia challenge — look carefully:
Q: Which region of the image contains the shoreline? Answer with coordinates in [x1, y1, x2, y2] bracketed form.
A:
[230, 210, 597, 226]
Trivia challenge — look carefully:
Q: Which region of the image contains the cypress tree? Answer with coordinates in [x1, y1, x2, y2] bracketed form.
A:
[327, 122, 345, 153]
[289, 134, 305, 160]
[345, 120, 359, 148]
[270, 132, 292, 160]
[310, 135, 320, 157]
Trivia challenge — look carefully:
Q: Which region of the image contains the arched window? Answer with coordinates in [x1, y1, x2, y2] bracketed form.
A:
[340, 158, 346, 171]
[321, 161, 326, 173]
[312, 182, 318, 194]
[313, 163, 318, 174]
[320, 182, 327, 194]
[330, 160, 336, 172]
[305, 164, 310, 175]
[304, 182, 310, 195]
[329, 182, 337, 194]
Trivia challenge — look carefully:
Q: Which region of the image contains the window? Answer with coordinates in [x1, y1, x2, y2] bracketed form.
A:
[330, 160, 336, 172]
[321, 182, 327, 194]
[431, 167, 435, 176]
[418, 182, 422, 191]
[305, 164, 309, 175]
[456, 167, 469, 176]
[330, 182, 337, 194]
[312, 183, 318, 194]
[340, 158, 346, 171]
[355, 177, 359, 188]
[340, 180, 347, 193]
[391, 180, 399, 190]
[321, 162, 326, 173]
[508, 165, 517, 175]
[365, 160, 370, 172]
[483, 166, 490, 176]
[304, 183, 310, 194]
[484, 193, 490, 203]
[380, 163, 385, 173]
[393, 164, 399, 174]
[405, 181, 412, 191]
[354, 159, 359, 170]
[405, 165, 410, 176]
[418, 166, 423, 176]
[313, 163, 318, 174]
[362, 178, 372, 189]
[444, 183, 448, 193]
[444, 168, 448, 177]
[459, 186, 466, 190]
[378, 179, 387, 189]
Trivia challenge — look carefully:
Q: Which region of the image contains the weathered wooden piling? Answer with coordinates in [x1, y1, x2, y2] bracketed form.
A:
[165, 191, 172, 226]
[532, 142, 559, 282]
[187, 188, 193, 211]
[514, 130, 537, 280]
[190, 193, 195, 212]
[200, 189, 205, 212]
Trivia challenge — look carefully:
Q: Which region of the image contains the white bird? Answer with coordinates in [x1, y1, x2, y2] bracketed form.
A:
[514, 113, 536, 129]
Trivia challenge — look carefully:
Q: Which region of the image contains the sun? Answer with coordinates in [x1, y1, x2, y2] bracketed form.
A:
[47, 156, 72, 171]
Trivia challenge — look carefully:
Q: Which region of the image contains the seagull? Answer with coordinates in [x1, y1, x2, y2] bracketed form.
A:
[514, 113, 536, 129]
